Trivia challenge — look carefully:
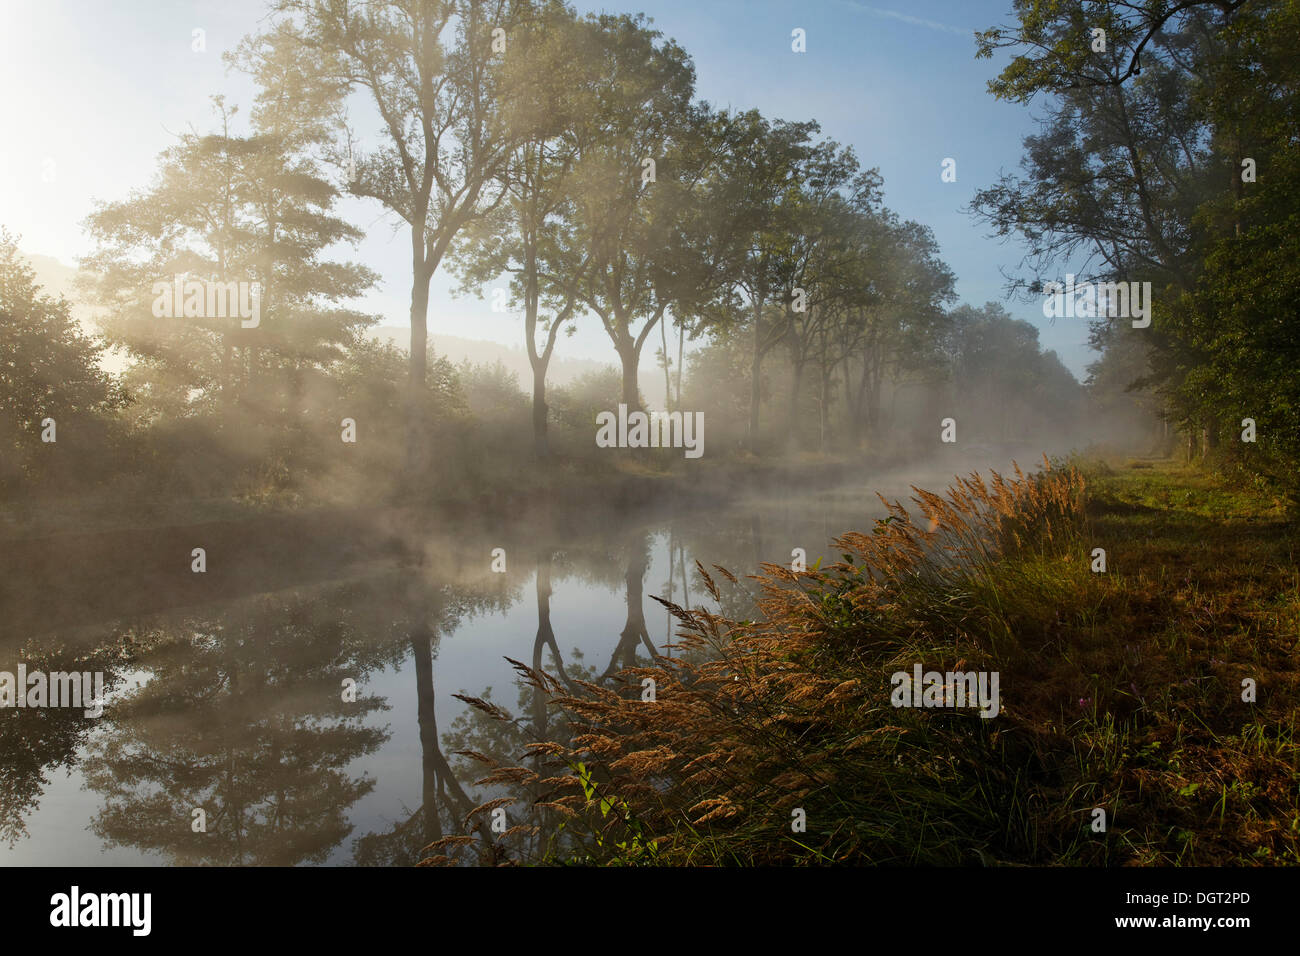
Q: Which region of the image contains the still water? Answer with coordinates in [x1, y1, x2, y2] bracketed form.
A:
[0, 475, 950, 865]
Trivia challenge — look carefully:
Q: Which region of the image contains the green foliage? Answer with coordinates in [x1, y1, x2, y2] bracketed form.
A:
[548, 365, 628, 432]
[0, 230, 127, 493]
[563, 761, 662, 865]
[975, 0, 1300, 488]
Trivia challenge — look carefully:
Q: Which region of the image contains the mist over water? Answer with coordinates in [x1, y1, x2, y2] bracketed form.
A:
[0, 432, 1074, 867]
[0, 474, 905, 865]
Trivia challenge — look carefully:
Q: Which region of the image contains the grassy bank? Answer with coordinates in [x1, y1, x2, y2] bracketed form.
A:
[452, 457, 1300, 866]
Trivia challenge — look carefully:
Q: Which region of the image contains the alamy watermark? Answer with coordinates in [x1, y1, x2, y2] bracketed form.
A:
[151, 275, 262, 328]
[1042, 275, 1151, 328]
[890, 664, 1000, 719]
[50, 886, 150, 936]
[595, 404, 704, 459]
[0, 664, 105, 718]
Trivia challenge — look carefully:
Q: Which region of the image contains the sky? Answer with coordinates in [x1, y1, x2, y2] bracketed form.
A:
[0, 0, 1096, 379]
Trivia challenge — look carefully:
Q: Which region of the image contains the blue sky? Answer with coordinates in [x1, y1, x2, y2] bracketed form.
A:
[0, 0, 1094, 378]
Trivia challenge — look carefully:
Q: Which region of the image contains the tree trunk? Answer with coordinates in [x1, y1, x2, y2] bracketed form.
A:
[787, 319, 804, 446]
[869, 355, 884, 437]
[411, 626, 443, 845]
[604, 535, 651, 679]
[660, 311, 672, 412]
[788, 361, 804, 451]
[819, 362, 830, 452]
[675, 317, 685, 410]
[523, 243, 558, 461]
[618, 343, 640, 411]
[843, 355, 857, 446]
[532, 553, 555, 735]
[531, 373, 550, 459]
[748, 297, 764, 454]
[407, 265, 431, 477]
[855, 353, 872, 440]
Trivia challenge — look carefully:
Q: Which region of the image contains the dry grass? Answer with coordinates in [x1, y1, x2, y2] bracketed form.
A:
[429, 457, 1300, 866]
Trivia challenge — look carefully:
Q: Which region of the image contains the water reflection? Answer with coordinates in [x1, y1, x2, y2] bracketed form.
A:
[0, 483, 890, 865]
[0, 639, 125, 847]
[82, 583, 401, 865]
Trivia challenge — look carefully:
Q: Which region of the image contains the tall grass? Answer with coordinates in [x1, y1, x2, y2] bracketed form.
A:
[432, 458, 1300, 866]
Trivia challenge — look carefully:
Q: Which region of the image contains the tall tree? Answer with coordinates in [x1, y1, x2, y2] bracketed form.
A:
[240, 0, 526, 474]
[975, 0, 1298, 480]
[851, 216, 955, 444]
[82, 98, 376, 437]
[775, 145, 881, 447]
[449, 0, 587, 458]
[541, 13, 717, 412]
[0, 229, 125, 492]
[709, 113, 819, 453]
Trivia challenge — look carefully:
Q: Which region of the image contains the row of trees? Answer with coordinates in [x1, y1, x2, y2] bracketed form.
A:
[222, 0, 1012, 458]
[684, 299, 1085, 455]
[236, 0, 1092, 459]
[2, 0, 1102, 503]
[974, 0, 1300, 487]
